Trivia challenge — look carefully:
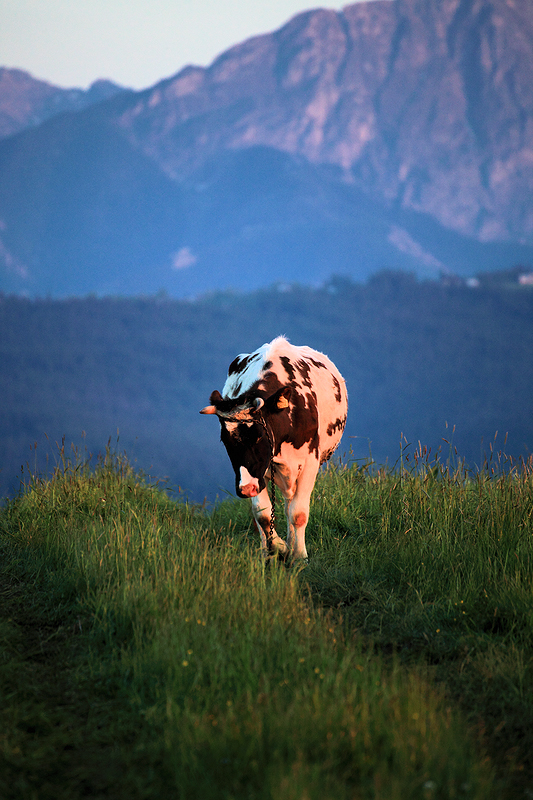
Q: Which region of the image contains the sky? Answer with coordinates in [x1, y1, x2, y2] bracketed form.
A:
[0, 0, 370, 91]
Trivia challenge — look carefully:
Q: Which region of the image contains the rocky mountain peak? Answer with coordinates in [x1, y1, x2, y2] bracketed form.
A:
[1, 0, 532, 298]
[115, 0, 533, 242]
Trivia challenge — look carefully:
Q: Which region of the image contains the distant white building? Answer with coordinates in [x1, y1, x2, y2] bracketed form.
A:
[518, 272, 533, 286]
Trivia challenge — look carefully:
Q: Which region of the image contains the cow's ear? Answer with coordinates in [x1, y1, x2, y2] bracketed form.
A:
[200, 390, 223, 415]
[277, 392, 290, 409]
[268, 387, 291, 412]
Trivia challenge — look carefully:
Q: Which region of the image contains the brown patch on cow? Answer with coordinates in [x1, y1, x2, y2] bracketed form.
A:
[293, 512, 307, 528]
[309, 358, 328, 370]
[259, 371, 284, 397]
[296, 359, 313, 389]
[280, 356, 296, 381]
[228, 354, 251, 376]
[332, 375, 342, 403]
[321, 443, 341, 464]
[327, 416, 347, 437]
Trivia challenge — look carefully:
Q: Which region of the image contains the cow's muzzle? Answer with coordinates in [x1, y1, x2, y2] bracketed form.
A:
[239, 483, 259, 498]
[238, 466, 260, 498]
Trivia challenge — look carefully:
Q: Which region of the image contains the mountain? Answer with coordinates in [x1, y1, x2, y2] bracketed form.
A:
[115, 0, 533, 243]
[0, 68, 125, 140]
[1, 0, 533, 297]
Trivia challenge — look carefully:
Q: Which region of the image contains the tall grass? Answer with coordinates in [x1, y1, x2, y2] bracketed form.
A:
[307, 443, 533, 645]
[2, 441, 532, 798]
[305, 443, 533, 796]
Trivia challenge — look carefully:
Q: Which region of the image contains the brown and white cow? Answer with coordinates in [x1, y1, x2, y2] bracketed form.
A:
[200, 337, 348, 561]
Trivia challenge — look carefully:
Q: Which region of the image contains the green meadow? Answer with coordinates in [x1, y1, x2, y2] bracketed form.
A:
[1, 444, 532, 799]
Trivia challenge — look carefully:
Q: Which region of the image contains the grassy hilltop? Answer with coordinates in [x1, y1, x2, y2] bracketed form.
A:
[1, 446, 532, 799]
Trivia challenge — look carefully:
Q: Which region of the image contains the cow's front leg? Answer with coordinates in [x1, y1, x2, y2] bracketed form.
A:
[251, 489, 288, 558]
[285, 462, 319, 562]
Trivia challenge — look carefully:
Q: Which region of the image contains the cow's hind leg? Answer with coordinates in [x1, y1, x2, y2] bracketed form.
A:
[251, 489, 288, 558]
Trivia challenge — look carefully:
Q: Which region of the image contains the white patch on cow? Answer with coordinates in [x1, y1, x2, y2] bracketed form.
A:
[239, 466, 259, 497]
[222, 342, 272, 399]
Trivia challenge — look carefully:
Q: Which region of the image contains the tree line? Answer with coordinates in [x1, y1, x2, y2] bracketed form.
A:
[1, 269, 532, 502]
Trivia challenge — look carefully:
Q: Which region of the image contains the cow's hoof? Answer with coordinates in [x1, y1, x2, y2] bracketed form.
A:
[267, 539, 288, 558]
[290, 556, 309, 570]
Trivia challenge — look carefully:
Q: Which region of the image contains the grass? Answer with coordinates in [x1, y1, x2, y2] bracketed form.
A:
[0, 441, 532, 798]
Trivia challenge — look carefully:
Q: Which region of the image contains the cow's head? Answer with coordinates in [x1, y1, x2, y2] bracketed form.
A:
[200, 388, 291, 498]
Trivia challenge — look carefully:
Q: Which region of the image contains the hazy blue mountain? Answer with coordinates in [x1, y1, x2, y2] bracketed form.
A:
[1, 0, 532, 297]
[0, 67, 125, 140]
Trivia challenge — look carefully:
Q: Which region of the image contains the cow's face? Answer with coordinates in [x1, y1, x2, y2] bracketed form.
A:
[220, 419, 272, 497]
[200, 386, 292, 498]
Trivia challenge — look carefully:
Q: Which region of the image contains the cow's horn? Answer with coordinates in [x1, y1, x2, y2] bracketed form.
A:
[253, 397, 264, 412]
[200, 405, 218, 415]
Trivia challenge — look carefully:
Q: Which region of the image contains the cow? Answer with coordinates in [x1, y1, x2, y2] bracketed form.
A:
[200, 336, 348, 562]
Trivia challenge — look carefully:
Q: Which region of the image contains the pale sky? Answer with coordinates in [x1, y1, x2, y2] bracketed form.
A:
[0, 0, 373, 91]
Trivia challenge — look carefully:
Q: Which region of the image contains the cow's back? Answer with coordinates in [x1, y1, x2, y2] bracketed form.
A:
[299, 345, 348, 459]
[260, 338, 348, 463]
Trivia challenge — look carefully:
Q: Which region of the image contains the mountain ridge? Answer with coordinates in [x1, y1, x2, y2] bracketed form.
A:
[1, 0, 532, 297]
[0, 67, 126, 140]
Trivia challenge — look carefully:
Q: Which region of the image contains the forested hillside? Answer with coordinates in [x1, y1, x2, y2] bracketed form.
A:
[2, 272, 533, 502]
